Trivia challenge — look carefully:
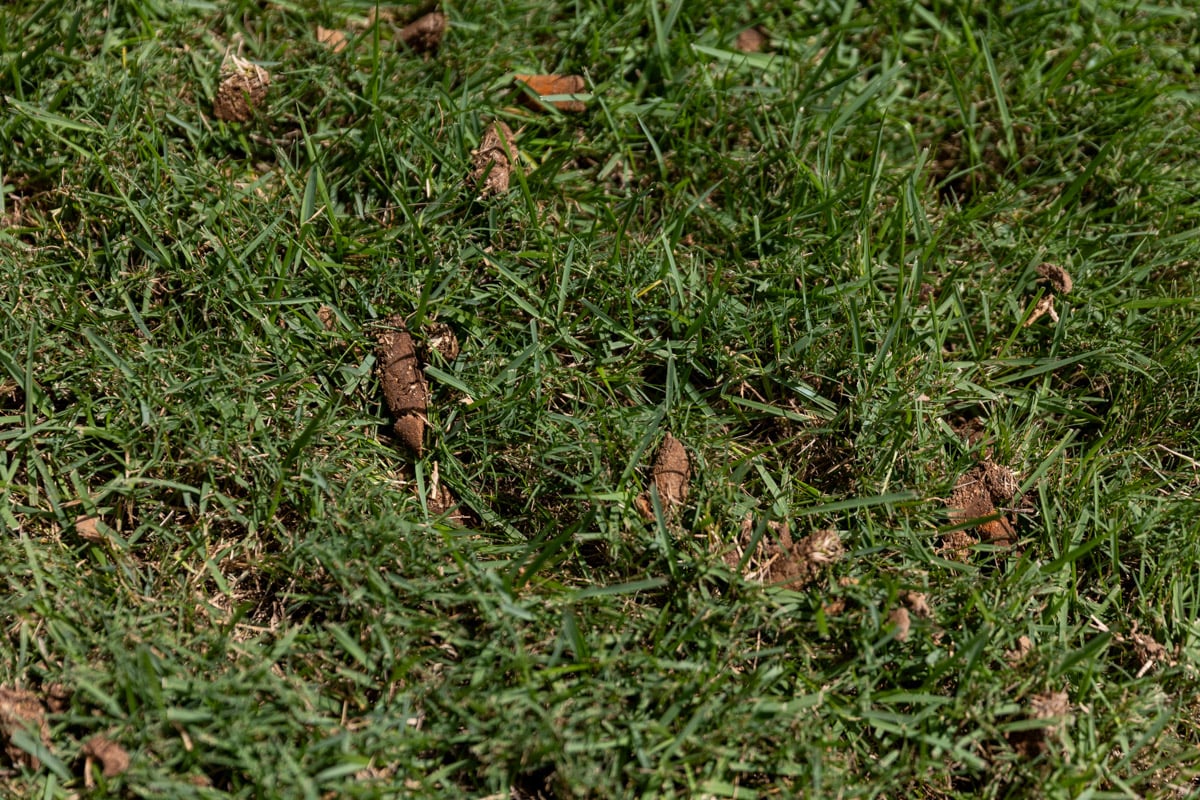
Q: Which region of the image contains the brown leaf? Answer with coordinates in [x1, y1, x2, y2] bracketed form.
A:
[513, 74, 587, 113]
[0, 687, 50, 770]
[399, 12, 446, 54]
[735, 27, 768, 53]
[213, 54, 270, 122]
[375, 315, 429, 454]
[1036, 263, 1072, 294]
[316, 26, 347, 53]
[82, 735, 131, 778]
[469, 121, 518, 198]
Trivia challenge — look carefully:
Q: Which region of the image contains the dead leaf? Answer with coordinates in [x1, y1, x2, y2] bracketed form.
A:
[213, 54, 270, 122]
[375, 315, 429, 454]
[82, 735, 130, 778]
[0, 688, 50, 770]
[513, 74, 587, 112]
[316, 26, 347, 53]
[399, 12, 446, 53]
[469, 121, 518, 198]
[735, 27, 768, 53]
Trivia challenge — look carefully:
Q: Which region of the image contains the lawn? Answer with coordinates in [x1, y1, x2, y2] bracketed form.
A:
[3, 0, 1200, 797]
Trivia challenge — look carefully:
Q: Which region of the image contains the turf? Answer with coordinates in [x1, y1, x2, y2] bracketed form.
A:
[2, 0, 1200, 797]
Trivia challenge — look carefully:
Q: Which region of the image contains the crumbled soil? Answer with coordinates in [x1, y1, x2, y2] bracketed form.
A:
[74, 514, 105, 544]
[1036, 263, 1073, 294]
[725, 518, 844, 588]
[901, 591, 932, 618]
[82, 735, 131, 780]
[1007, 691, 1071, 758]
[375, 315, 430, 454]
[651, 433, 689, 508]
[213, 54, 270, 122]
[946, 460, 1019, 548]
[316, 26, 347, 53]
[888, 606, 911, 642]
[1005, 635, 1034, 666]
[399, 12, 446, 54]
[735, 27, 768, 53]
[469, 121, 518, 198]
[421, 322, 460, 363]
[317, 305, 337, 331]
[513, 74, 587, 113]
[0, 687, 50, 770]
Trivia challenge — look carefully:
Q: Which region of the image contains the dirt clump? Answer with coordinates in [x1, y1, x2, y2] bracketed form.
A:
[1025, 263, 1073, 327]
[399, 12, 446, 54]
[1005, 635, 1034, 666]
[0, 687, 50, 770]
[1007, 691, 1071, 758]
[82, 735, 131, 780]
[513, 74, 587, 113]
[946, 459, 1019, 548]
[726, 518, 844, 588]
[375, 315, 430, 454]
[888, 606, 911, 642]
[636, 433, 690, 519]
[470, 121, 519, 198]
[316, 26, 347, 53]
[735, 27, 768, 53]
[901, 591, 932, 618]
[213, 53, 270, 122]
[421, 322, 460, 362]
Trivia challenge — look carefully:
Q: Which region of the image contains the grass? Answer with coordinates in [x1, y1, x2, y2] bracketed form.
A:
[2, 0, 1200, 796]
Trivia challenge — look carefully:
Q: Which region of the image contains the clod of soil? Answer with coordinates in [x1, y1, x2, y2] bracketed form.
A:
[726, 519, 844, 588]
[74, 514, 105, 544]
[946, 460, 1018, 548]
[1036, 263, 1073, 294]
[375, 315, 430, 454]
[213, 54, 270, 122]
[1008, 691, 1071, 758]
[422, 322, 460, 362]
[82, 735, 131, 779]
[889, 606, 911, 642]
[469, 121, 518, 198]
[651, 433, 690, 508]
[316, 26, 347, 53]
[735, 27, 768, 53]
[901, 591, 932, 618]
[399, 12, 446, 53]
[1024, 294, 1059, 327]
[513, 74, 587, 113]
[317, 305, 337, 331]
[0, 687, 51, 770]
[1005, 635, 1035, 666]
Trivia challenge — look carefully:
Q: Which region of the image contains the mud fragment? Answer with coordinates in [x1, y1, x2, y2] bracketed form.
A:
[1024, 294, 1058, 327]
[422, 322, 460, 362]
[735, 27, 768, 53]
[316, 26, 347, 53]
[0, 688, 50, 770]
[1036, 263, 1073, 294]
[902, 591, 932, 618]
[375, 315, 429, 454]
[651, 433, 690, 509]
[82, 735, 131, 779]
[470, 121, 518, 198]
[1008, 691, 1071, 758]
[725, 518, 844, 588]
[1005, 635, 1034, 666]
[888, 606, 911, 642]
[946, 460, 1019, 548]
[399, 12, 446, 53]
[213, 54, 270, 122]
[513, 74, 587, 113]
